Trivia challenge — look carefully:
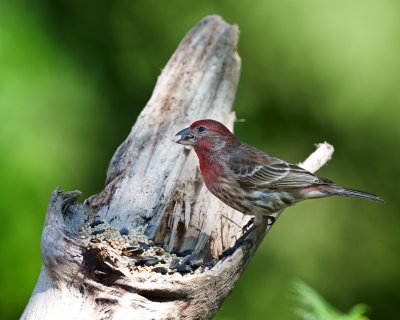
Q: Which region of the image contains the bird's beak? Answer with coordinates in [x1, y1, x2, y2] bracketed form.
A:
[176, 127, 195, 145]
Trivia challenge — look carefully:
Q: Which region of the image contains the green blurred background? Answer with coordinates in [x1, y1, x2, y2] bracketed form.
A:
[1, 0, 399, 319]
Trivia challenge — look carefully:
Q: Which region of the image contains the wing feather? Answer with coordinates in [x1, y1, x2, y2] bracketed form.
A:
[228, 146, 331, 189]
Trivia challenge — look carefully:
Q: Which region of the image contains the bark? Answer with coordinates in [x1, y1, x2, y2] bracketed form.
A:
[22, 15, 334, 320]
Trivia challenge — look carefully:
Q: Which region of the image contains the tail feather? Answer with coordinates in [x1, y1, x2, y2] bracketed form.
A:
[330, 186, 384, 203]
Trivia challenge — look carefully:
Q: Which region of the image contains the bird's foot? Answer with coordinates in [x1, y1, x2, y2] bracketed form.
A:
[237, 221, 256, 246]
[219, 223, 256, 259]
[219, 237, 253, 260]
[234, 236, 253, 249]
[266, 215, 276, 226]
[219, 246, 236, 259]
[242, 217, 255, 235]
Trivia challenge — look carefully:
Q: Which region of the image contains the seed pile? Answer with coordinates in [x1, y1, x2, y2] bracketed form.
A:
[80, 220, 214, 275]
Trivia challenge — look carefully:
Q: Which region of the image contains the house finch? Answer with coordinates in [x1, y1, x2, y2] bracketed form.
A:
[176, 119, 383, 227]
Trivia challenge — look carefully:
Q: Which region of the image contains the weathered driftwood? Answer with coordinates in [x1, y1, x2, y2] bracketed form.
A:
[22, 15, 334, 320]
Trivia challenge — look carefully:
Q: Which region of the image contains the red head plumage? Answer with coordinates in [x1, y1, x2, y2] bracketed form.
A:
[189, 119, 235, 138]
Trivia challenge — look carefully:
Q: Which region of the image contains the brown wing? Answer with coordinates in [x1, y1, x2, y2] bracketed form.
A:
[227, 144, 331, 189]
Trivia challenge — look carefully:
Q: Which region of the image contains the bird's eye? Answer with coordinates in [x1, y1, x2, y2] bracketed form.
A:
[197, 126, 207, 133]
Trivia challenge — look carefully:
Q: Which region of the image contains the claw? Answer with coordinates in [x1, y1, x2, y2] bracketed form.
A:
[234, 237, 253, 248]
[242, 217, 255, 234]
[219, 246, 236, 259]
[219, 221, 257, 260]
[266, 215, 276, 226]
[219, 236, 253, 260]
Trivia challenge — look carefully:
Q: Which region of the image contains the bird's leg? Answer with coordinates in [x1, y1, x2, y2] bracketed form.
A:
[241, 217, 255, 234]
[232, 215, 276, 252]
[219, 223, 256, 260]
[219, 224, 257, 260]
[234, 214, 277, 248]
[219, 213, 278, 260]
[235, 224, 256, 246]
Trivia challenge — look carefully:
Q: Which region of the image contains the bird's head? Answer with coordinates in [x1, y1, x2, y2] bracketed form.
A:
[176, 119, 236, 152]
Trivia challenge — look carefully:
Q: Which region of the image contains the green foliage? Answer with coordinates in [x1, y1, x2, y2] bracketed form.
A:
[293, 280, 369, 320]
[0, 2, 109, 318]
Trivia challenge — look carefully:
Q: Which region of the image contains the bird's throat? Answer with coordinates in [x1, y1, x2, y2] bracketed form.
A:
[195, 149, 223, 187]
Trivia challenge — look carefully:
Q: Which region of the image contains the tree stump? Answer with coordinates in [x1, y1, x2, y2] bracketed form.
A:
[22, 15, 334, 320]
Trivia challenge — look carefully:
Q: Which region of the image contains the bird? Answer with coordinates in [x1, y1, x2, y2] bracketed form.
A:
[176, 119, 383, 229]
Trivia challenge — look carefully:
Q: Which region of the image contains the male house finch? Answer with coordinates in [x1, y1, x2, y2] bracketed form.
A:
[176, 119, 382, 227]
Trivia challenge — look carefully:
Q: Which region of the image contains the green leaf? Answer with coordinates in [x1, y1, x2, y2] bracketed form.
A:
[292, 280, 369, 320]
